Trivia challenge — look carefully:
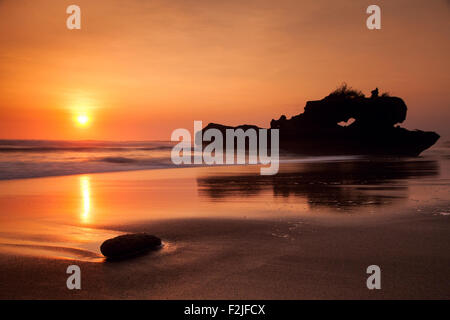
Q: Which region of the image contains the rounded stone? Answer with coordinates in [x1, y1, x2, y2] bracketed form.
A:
[100, 233, 162, 259]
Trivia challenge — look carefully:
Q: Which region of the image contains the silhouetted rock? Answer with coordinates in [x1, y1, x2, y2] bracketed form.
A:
[202, 85, 439, 156]
[100, 233, 161, 260]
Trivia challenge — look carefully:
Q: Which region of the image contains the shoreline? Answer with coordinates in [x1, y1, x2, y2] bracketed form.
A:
[0, 154, 365, 182]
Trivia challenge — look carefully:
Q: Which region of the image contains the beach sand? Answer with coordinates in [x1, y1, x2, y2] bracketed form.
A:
[0, 156, 449, 299]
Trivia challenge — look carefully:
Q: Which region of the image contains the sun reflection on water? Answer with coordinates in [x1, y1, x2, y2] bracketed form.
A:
[80, 176, 91, 223]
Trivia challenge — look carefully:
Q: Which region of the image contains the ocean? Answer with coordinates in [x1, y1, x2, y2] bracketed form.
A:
[0, 140, 177, 180]
[0, 139, 448, 181]
[0, 139, 357, 180]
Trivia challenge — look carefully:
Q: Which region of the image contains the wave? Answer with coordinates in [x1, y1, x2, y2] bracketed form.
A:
[96, 156, 138, 163]
[0, 140, 176, 180]
[0, 140, 174, 153]
[0, 242, 104, 262]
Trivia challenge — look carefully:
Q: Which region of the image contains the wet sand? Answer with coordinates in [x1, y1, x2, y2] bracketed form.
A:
[1, 214, 449, 299]
[0, 154, 449, 299]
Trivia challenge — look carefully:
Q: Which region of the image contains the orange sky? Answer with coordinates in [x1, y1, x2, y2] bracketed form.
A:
[0, 0, 449, 140]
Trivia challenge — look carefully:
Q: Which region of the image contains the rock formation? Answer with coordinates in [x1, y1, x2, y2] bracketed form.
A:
[202, 85, 439, 156]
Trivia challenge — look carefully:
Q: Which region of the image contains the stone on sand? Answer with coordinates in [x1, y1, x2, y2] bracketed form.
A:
[100, 233, 162, 259]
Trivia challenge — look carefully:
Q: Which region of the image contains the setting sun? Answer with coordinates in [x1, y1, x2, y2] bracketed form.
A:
[76, 115, 89, 126]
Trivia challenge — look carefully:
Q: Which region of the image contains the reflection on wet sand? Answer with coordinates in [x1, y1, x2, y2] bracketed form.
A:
[0, 174, 122, 261]
[80, 176, 91, 224]
[197, 158, 439, 210]
[0, 153, 448, 299]
[0, 156, 443, 262]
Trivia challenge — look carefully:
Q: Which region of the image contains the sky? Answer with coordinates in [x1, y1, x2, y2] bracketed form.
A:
[0, 0, 449, 140]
